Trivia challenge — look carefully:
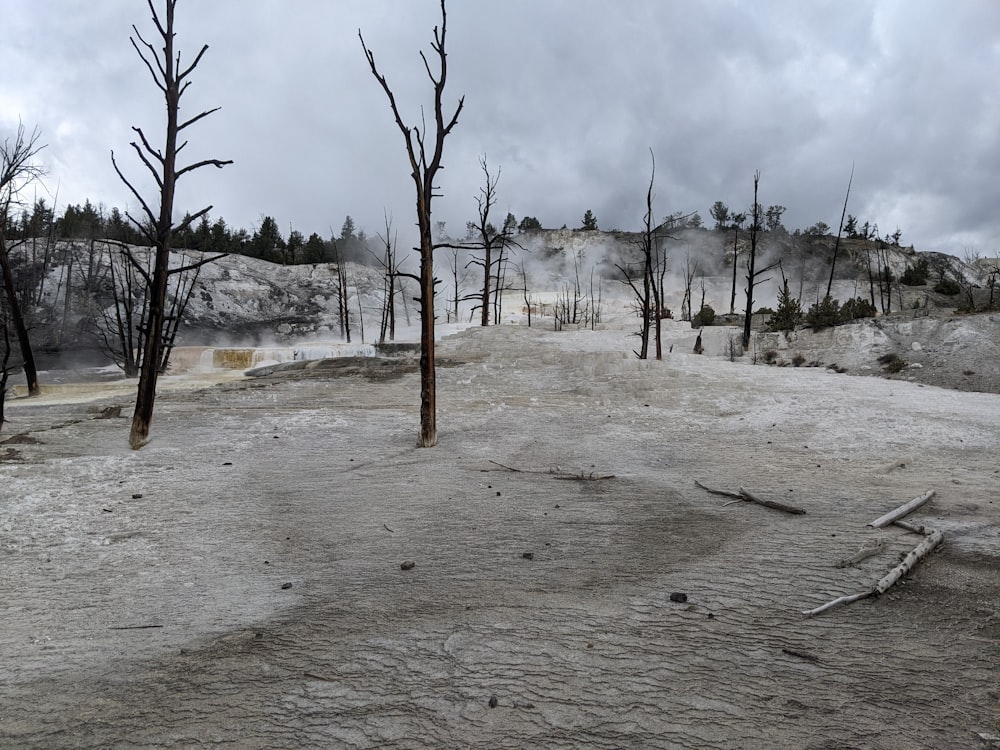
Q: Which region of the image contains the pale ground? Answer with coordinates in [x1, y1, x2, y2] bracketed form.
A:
[2, 316, 999, 749]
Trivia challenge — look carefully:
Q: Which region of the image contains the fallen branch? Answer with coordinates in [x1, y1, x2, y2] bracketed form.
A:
[868, 490, 935, 528]
[738, 487, 807, 515]
[554, 472, 615, 481]
[694, 481, 806, 514]
[804, 529, 944, 616]
[891, 519, 926, 535]
[488, 460, 614, 481]
[109, 624, 164, 630]
[835, 538, 886, 568]
[694, 480, 743, 499]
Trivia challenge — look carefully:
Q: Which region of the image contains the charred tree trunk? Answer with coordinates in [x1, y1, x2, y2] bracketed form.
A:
[113, 0, 231, 449]
[0, 234, 39, 395]
[361, 0, 463, 447]
[826, 164, 854, 299]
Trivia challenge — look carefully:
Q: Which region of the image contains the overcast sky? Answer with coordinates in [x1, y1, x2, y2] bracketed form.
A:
[2, 1, 997, 256]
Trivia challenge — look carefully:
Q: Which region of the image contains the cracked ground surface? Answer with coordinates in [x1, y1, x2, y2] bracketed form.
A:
[2, 324, 998, 749]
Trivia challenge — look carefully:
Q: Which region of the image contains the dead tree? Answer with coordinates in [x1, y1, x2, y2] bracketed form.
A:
[742, 171, 779, 349]
[331, 237, 351, 342]
[467, 156, 502, 327]
[826, 164, 854, 298]
[0, 122, 46, 396]
[729, 212, 746, 315]
[373, 211, 400, 343]
[112, 0, 231, 449]
[361, 0, 464, 447]
[616, 150, 657, 358]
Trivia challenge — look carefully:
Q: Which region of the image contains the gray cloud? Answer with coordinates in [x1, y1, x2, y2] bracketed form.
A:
[1, 0, 996, 255]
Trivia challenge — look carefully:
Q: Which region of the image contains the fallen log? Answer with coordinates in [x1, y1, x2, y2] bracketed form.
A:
[868, 490, 935, 528]
[874, 529, 943, 594]
[803, 529, 944, 616]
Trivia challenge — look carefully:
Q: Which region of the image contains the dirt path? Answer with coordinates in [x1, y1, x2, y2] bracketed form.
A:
[2, 325, 998, 748]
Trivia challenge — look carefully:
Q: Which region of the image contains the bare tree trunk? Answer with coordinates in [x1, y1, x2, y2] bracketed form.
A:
[362, 0, 464, 447]
[113, 1, 231, 449]
[826, 164, 854, 299]
[743, 172, 761, 349]
[0, 234, 40, 395]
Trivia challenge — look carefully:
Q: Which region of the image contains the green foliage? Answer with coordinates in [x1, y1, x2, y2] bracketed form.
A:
[878, 353, 907, 373]
[933, 276, 961, 295]
[580, 209, 598, 231]
[900, 257, 929, 286]
[696, 304, 716, 326]
[805, 295, 841, 330]
[709, 201, 730, 230]
[518, 216, 542, 231]
[839, 297, 876, 321]
[767, 279, 803, 331]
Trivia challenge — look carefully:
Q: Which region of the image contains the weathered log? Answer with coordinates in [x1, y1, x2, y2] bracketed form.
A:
[868, 490, 935, 528]
[891, 519, 926, 535]
[874, 529, 943, 594]
[835, 538, 885, 568]
[738, 487, 807, 515]
[804, 529, 944, 616]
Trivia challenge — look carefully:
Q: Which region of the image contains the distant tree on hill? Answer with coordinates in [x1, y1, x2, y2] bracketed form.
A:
[710, 200, 730, 230]
[580, 209, 598, 231]
[765, 205, 786, 232]
[518, 215, 542, 231]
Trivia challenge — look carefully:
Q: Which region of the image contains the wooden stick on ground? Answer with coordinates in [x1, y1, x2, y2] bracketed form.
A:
[835, 538, 886, 568]
[694, 481, 807, 514]
[803, 529, 944, 616]
[868, 490, 935, 528]
[738, 487, 807, 515]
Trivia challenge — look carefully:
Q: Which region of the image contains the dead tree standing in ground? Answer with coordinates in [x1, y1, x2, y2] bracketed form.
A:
[361, 0, 464, 447]
[826, 164, 854, 299]
[743, 171, 779, 349]
[0, 123, 46, 396]
[112, 0, 231, 449]
[616, 150, 657, 358]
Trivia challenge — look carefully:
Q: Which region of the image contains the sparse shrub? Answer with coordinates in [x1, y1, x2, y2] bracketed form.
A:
[755, 306, 775, 315]
[792, 353, 806, 367]
[697, 304, 716, 326]
[767, 279, 803, 331]
[878, 353, 907, 373]
[933, 275, 961, 295]
[900, 258, 929, 286]
[839, 297, 876, 322]
[805, 295, 841, 330]
[764, 349, 778, 364]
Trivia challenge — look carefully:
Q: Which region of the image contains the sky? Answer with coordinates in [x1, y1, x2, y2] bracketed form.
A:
[1, 0, 998, 257]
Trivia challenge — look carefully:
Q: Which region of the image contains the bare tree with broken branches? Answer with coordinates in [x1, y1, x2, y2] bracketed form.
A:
[361, 0, 464, 447]
[0, 122, 46, 397]
[742, 171, 779, 349]
[112, 0, 231, 449]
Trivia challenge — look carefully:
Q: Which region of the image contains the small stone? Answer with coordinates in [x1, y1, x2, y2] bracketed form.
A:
[669, 592, 688, 603]
[131, 493, 143, 499]
[496, 491, 501, 497]
[281, 582, 293, 590]
[488, 695, 498, 708]
[222, 462, 232, 466]
[522, 552, 534, 560]
[400, 560, 416, 570]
